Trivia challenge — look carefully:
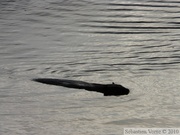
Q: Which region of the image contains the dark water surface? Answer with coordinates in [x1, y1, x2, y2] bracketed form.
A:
[0, 0, 180, 134]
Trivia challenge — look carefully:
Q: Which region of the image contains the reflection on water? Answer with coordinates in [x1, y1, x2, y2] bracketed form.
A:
[0, 0, 180, 134]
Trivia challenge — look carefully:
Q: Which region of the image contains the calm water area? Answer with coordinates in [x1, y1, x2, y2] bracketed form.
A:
[0, 0, 180, 134]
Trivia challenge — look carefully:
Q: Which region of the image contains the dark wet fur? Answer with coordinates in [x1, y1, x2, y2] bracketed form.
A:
[33, 78, 130, 96]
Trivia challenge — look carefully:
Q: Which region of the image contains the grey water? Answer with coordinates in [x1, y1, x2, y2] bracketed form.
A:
[0, 0, 180, 134]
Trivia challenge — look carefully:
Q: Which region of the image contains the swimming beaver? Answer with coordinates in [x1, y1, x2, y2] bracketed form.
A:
[33, 78, 129, 96]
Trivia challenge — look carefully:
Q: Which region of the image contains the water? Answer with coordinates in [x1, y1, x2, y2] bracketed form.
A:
[0, 0, 180, 134]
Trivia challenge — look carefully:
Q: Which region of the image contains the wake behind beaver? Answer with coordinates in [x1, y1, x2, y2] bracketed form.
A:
[33, 78, 130, 96]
